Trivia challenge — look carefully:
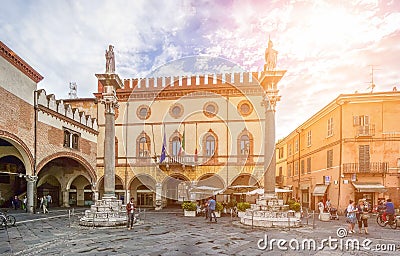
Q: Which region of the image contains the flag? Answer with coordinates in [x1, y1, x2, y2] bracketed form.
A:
[160, 126, 166, 163]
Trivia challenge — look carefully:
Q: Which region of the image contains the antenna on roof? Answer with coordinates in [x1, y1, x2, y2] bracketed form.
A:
[368, 65, 381, 93]
[68, 82, 78, 99]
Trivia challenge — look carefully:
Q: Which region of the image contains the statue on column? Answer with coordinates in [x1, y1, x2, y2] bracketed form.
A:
[264, 37, 278, 71]
[105, 45, 115, 73]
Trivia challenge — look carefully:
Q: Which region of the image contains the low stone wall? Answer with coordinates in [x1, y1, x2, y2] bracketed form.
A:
[80, 197, 127, 227]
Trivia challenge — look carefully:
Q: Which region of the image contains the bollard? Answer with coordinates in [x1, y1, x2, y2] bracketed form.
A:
[72, 208, 75, 216]
[68, 210, 71, 228]
[251, 210, 254, 229]
[288, 215, 290, 231]
[230, 208, 233, 223]
[143, 209, 146, 223]
[312, 210, 315, 229]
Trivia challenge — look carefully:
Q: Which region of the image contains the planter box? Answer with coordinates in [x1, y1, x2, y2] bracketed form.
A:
[294, 212, 301, 219]
[320, 212, 330, 221]
[238, 211, 246, 218]
[215, 212, 221, 218]
[184, 210, 196, 217]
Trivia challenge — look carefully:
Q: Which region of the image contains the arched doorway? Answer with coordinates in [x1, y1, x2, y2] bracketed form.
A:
[37, 175, 61, 207]
[38, 157, 92, 207]
[195, 173, 225, 201]
[163, 174, 190, 206]
[230, 174, 260, 203]
[129, 174, 156, 208]
[0, 154, 27, 207]
[68, 175, 91, 206]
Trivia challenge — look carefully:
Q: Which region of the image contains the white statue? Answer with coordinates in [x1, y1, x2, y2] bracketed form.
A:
[105, 45, 115, 73]
[264, 38, 278, 71]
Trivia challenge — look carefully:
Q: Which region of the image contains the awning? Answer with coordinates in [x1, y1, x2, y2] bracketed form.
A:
[352, 182, 386, 193]
[247, 188, 293, 195]
[313, 184, 328, 196]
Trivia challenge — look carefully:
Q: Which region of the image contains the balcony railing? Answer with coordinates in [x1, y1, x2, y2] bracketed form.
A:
[342, 162, 388, 174]
[355, 125, 375, 137]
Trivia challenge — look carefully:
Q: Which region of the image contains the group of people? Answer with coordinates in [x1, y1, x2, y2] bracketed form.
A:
[346, 199, 370, 234]
[198, 196, 218, 223]
[317, 198, 333, 219]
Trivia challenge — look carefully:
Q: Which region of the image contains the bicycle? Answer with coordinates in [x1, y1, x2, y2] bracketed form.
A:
[0, 209, 16, 228]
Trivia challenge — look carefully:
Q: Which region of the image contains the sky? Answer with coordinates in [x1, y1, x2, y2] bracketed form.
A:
[1, 0, 400, 140]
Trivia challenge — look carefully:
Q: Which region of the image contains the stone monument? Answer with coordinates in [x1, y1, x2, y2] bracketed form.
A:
[80, 45, 126, 227]
[240, 38, 301, 227]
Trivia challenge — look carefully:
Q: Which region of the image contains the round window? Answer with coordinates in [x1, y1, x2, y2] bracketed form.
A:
[169, 103, 184, 119]
[237, 100, 253, 116]
[203, 101, 218, 118]
[137, 105, 151, 120]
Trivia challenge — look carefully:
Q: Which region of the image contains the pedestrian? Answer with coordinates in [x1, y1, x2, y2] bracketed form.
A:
[42, 196, 49, 214]
[325, 199, 331, 213]
[23, 196, 27, 212]
[208, 196, 217, 223]
[203, 200, 209, 220]
[346, 200, 357, 233]
[317, 199, 324, 219]
[46, 194, 52, 210]
[12, 195, 20, 210]
[357, 199, 369, 234]
[126, 197, 136, 230]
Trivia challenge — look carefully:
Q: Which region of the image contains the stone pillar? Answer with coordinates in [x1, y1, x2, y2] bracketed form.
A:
[263, 99, 276, 197]
[155, 183, 162, 210]
[26, 178, 36, 213]
[63, 190, 70, 207]
[104, 108, 116, 197]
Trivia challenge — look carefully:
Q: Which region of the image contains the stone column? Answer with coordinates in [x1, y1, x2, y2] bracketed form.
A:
[103, 101, 116, 197]
[63, 190, 70, 207]
[263, 99, 276, 197]
[26, 177, 37, 213]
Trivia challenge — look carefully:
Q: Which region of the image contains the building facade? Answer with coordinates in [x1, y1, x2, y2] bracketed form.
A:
[0, 41, 98, 211]
[276, 91, 400, 211]
[92, 72, 276, 207]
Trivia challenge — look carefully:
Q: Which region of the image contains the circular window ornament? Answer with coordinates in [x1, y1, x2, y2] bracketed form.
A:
[237, 100, 253, 117]
[203, 101, 218, 118]
[137, 105, 151, 120]
[169, 103, 184, 119]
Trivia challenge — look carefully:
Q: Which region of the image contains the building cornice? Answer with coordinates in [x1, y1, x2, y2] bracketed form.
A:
[0, 41, 43, 83]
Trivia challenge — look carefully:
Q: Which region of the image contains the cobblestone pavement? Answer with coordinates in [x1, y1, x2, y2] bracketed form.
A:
[0, 208, 399, 255]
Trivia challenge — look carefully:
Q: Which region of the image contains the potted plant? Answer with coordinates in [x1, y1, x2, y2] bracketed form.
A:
[215, 202, 223, 218]
[288, 200, 301, 218]
[237, 202, 251, 218]
[182, 201, 197, 217]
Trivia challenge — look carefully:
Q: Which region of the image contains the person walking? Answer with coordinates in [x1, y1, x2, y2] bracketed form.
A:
[317, 199, 324, 220]
[346, 200, 357, 234]
[208, 196, 217, 223]
[46, 194, 52, 210]
[23, 196, 27, 212]
[42, 196, 49, 214]
[126, 197, 136, 230]
[203, 200, 209, 220]
[357, 199, 369, 234]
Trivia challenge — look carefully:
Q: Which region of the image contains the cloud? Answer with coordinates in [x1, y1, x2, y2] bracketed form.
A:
[1, 0, 399, 139]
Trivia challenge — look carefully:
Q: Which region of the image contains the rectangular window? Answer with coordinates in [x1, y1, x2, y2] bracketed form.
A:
[353, 115, 370, 126]
[278, 147, 284, 159]
[294, 161, 299, 175]
[301, 160, 305, 174]
[287, 164, 292, 177]
[307, 157, 311, 173]
[295, 139, 299, 153]
[72, 134, 79, 150]
[327, 149, 333, 168]
[307, 130, 312, 147]
[359, 145, 370, 172]
[288, 144, 292, 156]
[327, 117, 333, 136]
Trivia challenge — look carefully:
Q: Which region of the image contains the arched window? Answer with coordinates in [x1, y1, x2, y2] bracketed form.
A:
[237, 129, 253, 163]
[171, 137, 181, 156]
[63, 130, 71, 147]
[137, 132, 151, 158]
[239, 134, 250, 155]
[206, 135, 215, 156]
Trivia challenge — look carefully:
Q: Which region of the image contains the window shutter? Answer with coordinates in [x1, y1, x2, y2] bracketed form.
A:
[353, 116, 359, 126]
[364, 115, 369, 126]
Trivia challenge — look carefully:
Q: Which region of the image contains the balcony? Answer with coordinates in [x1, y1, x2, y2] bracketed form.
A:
[355, 125, 375, 137]
[276, 175, 284, 185]
[343, 162, 388, 174]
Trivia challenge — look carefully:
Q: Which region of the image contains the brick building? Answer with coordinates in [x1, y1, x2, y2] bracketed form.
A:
[0, 41, 98, 212]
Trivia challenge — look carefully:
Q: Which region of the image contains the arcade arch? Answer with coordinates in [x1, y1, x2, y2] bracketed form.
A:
[162, 173, 190, 206]
[128, 174, 156, 207]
